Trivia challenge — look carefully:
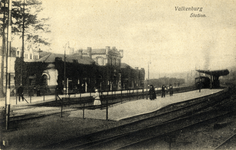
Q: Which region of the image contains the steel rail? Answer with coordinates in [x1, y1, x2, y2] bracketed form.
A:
[214, 134, 236, 150]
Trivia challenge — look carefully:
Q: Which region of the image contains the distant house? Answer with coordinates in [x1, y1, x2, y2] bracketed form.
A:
[15, 47, 40, 62]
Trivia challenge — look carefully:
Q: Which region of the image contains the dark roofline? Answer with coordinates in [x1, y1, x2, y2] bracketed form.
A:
[121, 63, 133, 69]
[36, 52, 95, 65]
[196, 69, 229, 76]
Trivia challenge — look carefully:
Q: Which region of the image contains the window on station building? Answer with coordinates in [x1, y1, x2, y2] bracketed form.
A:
[116, 59, 120, 66]
[30, 54, 32, 59]
[17, 51, 20, 57]
[108, 58, 112, 65]
[97, 57, 104, 66]
[25, 54, 28, 59]
[104, 58, 108, 65]
[116, 59, 120, 67]
[34, 55, 38, 60]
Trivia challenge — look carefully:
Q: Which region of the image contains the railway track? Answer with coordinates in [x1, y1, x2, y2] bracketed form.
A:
[76, 98, 235, 150]
[42, 87, 233, 150]
[214, 134, 236, 150]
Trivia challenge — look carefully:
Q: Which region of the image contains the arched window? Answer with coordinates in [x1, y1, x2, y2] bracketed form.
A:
[41, 73, 50, 86]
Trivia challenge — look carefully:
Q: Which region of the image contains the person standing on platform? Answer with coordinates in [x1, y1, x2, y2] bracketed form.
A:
[37, 85, 41, 96]
[55, 85, 60, 101]
[100, 91, 104, 109]
[93, 89, 101, 106]
[169, 84, 173, 96]
[161, 85, 166, 98]
[153, 85, 156, 99]
[17, 84, 24, 102]
[33, 86, 37, 96]
[149, 85, 156, 100]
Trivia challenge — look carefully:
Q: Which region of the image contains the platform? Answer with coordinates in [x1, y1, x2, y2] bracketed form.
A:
[69, 89, 223, 121]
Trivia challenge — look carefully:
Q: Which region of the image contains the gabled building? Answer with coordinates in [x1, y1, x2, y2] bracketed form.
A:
[72, 46, 124, 90]
[15, 47, 40, 62]
[76, 46, 123, 66]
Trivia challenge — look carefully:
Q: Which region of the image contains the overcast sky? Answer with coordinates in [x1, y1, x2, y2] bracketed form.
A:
[14, 0, 236, 77]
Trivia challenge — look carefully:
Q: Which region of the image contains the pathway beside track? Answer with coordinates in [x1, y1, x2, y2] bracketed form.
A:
[0, 88, 223, 121]
[0, 86, 192, 108]
[70, 89, 223, 121]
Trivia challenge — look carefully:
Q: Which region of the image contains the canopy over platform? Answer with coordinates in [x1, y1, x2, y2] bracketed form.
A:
[196, 69, 229, 88]
[196, 69, 229, 77]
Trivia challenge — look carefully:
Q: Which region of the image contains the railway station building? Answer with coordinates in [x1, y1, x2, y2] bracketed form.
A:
[13, 46, 145, 95]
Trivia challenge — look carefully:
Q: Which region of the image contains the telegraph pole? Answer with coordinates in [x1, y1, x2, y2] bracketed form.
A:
[61, 42, 68, 117]
[21, 0, 26, 84]
[148, 61, 151, 87]
[199, 71, 201, 92]
[64, 45, 66, 95]
[5, 0, 12, 130]
[0, 0, 7, 97]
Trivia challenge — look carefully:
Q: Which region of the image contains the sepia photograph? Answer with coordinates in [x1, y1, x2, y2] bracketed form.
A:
[1, 0, 236, 149]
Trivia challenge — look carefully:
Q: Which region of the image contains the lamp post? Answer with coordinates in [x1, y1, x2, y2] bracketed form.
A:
[148, 61, 151, 87]
[199, 71, 201, 92]
[61, 42, 68, 117]
[5, 0, 12, 130]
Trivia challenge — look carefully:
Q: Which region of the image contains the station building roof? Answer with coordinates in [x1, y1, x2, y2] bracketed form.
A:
[36, 52, 95, 65]
[196, 69, 229, 77]
[121, 63, 133, 69]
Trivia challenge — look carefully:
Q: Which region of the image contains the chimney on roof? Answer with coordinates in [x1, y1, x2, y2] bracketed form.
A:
[112, 47, 116, 50]
[87, 47, 92, 58]
[105, 46, 110, 55]
[119, 50, 123, 58]
[55, 57, 62, 61]
[79, 49, 83, 59]
[73, 59, 78, 63]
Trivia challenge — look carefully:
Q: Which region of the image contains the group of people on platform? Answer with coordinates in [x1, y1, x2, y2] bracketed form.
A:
[92, 84, 175, 107]
[149, 84, 174, 100]
[16, 84, 174, 105]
